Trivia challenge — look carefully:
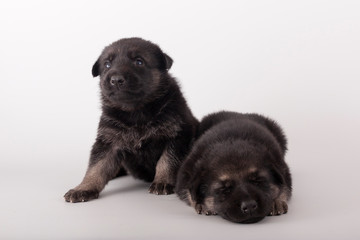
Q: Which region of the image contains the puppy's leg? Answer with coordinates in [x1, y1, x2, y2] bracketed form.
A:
[64, 140, 120, 203]
[269, 187, 291, 216]
[180, 183, 217, 215]
[149, 133, 194, 195]
[149, 135, 191, 195]
[191, 182, 217, 215]
[195, 197, 218, 216]
[148, 146, 177, 195]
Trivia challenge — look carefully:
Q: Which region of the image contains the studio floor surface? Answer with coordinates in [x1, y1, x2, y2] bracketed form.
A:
[1, 151, 359, 240]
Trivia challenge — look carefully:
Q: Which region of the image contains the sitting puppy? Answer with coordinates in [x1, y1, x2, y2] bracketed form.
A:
[64, 38, 198, 203]
[176, 111, 292, 223]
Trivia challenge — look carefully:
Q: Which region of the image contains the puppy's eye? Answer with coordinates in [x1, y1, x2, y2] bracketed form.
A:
[220, 187, 232, 195]
[216, 181, 234, 195]
[135, 58, 144, 66]
[249, 176, 266, 186]
[104, 61, 111, 69]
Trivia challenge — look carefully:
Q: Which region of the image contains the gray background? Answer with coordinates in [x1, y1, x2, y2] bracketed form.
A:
[1, 0, 359, 239]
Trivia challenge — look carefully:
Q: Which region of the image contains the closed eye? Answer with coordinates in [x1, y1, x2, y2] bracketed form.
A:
[220, 186, 233, 194]
[215, 180, 234, 195]
[249, 176, 269, 188]
[248, 173, 267, 184]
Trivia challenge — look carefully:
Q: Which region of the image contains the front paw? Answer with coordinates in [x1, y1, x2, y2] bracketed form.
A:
[195, 203, 217, 215]
[64, 189, 99, 203]
[148, 182, 174, 195]
[268, 200, 288, 216]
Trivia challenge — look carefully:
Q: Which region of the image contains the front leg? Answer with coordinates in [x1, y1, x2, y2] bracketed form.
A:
[64, 139, 120, 203]
[195, 202, 218, 216]
[148, 135, 190, 195]
[148, 145, 177, 195]
[268, 187, 291, 216]
[268, 199, 288, 216]
[149, 131, 195, 195]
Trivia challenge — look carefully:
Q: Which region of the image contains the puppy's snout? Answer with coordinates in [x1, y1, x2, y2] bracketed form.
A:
[110, 75, 125, 86]
[240, 200, 258, 214]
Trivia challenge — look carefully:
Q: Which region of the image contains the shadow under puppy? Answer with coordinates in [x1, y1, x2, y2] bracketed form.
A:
[64, 38, 198, 203]
[176, 111, 292, 223]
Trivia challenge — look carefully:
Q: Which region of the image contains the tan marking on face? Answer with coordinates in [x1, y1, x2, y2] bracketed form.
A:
[248, 167, 258, 174]
[219, 173, 231, 181]
[212, 180, 223, 190]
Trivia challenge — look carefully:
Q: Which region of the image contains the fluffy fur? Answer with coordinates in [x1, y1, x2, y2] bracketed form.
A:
[64, 38, 198, 203]
[176, 111, 292, 223]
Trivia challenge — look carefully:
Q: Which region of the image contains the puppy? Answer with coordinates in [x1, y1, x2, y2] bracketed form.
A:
[176, 111, 292, 223]
[64, 38, 198, 203]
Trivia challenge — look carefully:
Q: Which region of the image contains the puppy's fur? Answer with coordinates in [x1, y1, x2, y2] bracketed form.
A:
[64, 38, 198, 203]
[176, 111, 292, 223]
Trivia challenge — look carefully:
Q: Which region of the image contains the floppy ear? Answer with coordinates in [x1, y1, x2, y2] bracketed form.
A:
[163, 53, 173, 70]
[92, 59, 100, 77]
[188, 168, 209, 203]
[189, 179, 208, 204]
[270, 167, 285, 186]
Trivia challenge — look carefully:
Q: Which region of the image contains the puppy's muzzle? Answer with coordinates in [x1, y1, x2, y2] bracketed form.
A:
[110, 75, 125, 86]
[240, 200, 258, 215]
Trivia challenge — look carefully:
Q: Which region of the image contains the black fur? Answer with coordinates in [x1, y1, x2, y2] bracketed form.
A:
[64, 38, 198, 203]
[176, 111, 292, 223]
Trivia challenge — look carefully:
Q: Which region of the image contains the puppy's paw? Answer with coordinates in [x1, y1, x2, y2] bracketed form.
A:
[64, 189, 99, 203]
[195, 203, 217, 216]
[268, 200, 288, 216]
[148, 182, 174, 195]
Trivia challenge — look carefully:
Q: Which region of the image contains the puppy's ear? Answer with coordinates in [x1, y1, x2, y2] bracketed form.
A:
[189, 171, 208, 203]
[163, 53, 173, 70]
[190, 181, 207, 204]
[92, 59, 100, 77]
[270, 167, 285, 186]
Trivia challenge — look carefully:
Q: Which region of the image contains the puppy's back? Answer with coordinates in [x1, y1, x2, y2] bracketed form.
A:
[199, 111, 287, 154]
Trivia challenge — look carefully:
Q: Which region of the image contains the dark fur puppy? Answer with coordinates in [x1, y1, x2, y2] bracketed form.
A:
[64, 38, 198, 203]
[176, 111, 292, 223]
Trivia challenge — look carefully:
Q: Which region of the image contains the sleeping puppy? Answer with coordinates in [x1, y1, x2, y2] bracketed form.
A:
[176, 111, 292, 223]
[64, 38, 198, 203]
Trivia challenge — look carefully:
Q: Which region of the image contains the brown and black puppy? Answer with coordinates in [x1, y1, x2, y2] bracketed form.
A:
[64, 38, 198, 203]
[176, 111, 292, 223]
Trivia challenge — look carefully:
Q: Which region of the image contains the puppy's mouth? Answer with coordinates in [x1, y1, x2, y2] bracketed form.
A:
[104, 90, 148, 109]
[239, 216, 265, 224]
[223, 212, 265, 224]
[106, 88, 144, 99]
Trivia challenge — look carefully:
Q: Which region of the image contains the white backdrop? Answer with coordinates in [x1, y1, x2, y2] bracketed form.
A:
[1, 0, 360, 239]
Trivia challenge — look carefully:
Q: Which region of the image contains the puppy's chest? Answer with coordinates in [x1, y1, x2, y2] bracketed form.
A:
[99, 119, 181, 151]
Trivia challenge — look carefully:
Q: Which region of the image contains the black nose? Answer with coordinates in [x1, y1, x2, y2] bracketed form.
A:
[240, 200, 258, 214]
[110, 75, 125, 86]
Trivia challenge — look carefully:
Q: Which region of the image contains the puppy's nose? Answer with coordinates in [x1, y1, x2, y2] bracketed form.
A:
[110, 75, 125, 86]
[240, 200, 258, 214]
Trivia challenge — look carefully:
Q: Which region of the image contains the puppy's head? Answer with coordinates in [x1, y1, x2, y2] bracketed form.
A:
[92, 38, 173, 111]
[201, 155, 284, 223]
